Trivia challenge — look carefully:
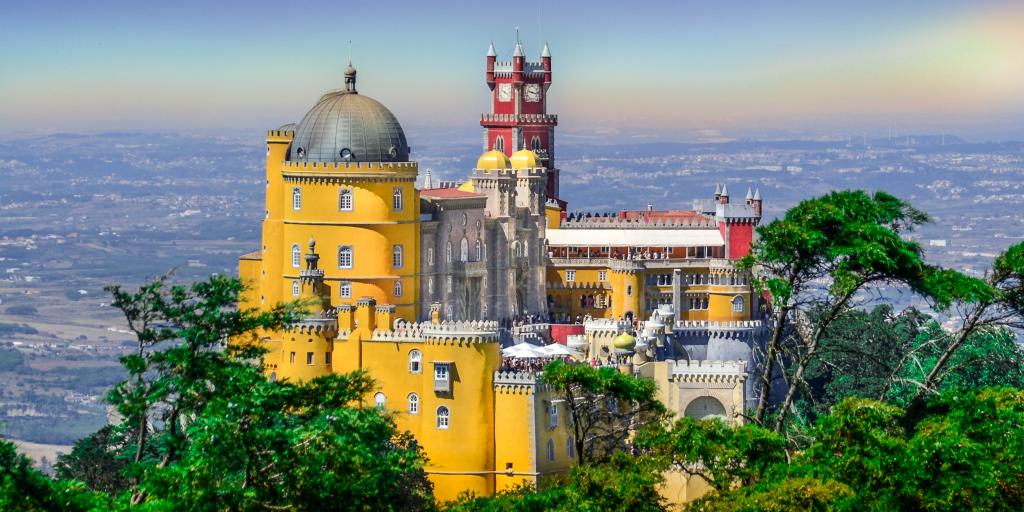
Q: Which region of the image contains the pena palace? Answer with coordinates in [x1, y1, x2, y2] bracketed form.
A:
[238, 38, 765, 502]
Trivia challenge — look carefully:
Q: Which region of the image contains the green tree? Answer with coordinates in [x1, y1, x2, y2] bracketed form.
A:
[0, 439, 112, 512]
[447, 452, 665, 512]
[542, 360, 666, 465]
[54, 424, 134, 494]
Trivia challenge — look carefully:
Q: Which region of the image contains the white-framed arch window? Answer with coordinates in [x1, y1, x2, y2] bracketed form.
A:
[338, 188, 353, 211]
[408, 349, 422, 373]
[494, 135, 505, 153]
[408, 393, 420, 415]
[475, 239, 483, 261]
[394, 280, 403, 298]
[460, 237, 469, 262]
[436, 406, 450, 429]
[393, 187, 404, 211]
[291, 280, 300, 297]
[292, 187, 302, 210]
[393, 244, 404, 268]
[446, 240, 453, 263]
[338, 245, 353, 269]
[374, 392, 386, 409]
[291, 244, 301, 268]
[732, 295, 745, 313]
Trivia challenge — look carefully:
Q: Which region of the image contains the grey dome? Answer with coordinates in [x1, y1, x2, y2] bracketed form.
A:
[289, 84, 409, 163]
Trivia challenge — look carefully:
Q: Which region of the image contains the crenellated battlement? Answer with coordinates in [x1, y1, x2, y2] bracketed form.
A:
[668, 359, 747, 383]
[584, 318, 631, 333]
[480, 113, 558, 125]
[266, 130, 295, 140]
[560, 214, 717, 229]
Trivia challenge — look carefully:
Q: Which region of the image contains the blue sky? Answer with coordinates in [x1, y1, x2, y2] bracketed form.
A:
[1, 0, 1022, 140]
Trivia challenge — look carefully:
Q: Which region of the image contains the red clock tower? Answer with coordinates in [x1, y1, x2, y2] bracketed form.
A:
[483, 40, 560, 201]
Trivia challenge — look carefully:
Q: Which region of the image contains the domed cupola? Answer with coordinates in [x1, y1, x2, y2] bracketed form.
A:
[289, 61, 410, 163]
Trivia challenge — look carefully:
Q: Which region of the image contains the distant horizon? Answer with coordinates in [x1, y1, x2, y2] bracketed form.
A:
[2, 1, 1023, 141]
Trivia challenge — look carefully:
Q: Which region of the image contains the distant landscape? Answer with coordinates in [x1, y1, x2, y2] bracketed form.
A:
[1, 130, 1023, 454]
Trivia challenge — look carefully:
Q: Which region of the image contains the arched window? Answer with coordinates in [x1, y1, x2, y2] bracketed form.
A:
[494, 136, 505, 153]
[408, 349, 422, 373]
[291, 244, 301, 268]
[374, 392, 386, 409]
[394, 280, 403, 297]
[732, 296, 745, 313]
[292, 187, 302, 210]
[337, 245, 353, 269]
[546, 439, 556, 462]
[339, 281, 351, 298]
[291, 280, 300, 297]
[531, 136, 541, 151]
[684, 396, 727, 420]
[445, 304, 452, 318]
[436, 406, 450, 429]
[393, 187, 403, 211]
[460, 238, 469, 262]
[446, 240, 453, 263]
[567, 436, 575, 459]
[446, 276, 452, 293]
[428, 277, 434, 296]
[408, 393, 419, 414]
[427, 247, 434, 266]
[522, 239, 529, 258]
[475, 240, 483, 261]
[338, 188, 353, 211]
[393, 244, 404, 268]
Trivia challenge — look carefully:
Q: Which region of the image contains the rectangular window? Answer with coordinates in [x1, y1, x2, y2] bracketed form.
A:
[434, 363, 451, 393]
[393, 187, 403, 211]
[292, 187, 302, 210]
[292, 280, 300, 297]
[566, 270, 576, 282]
[338, 188, 353, 211]
[339, 281, 352, 298]
[325, 352, 332, 365]
[306, 352, 314, 365]
[289, 352, 296, 364]
[598, 270, 607, 282]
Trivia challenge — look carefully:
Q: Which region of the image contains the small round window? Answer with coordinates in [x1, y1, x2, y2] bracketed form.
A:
[296, 147, 306, 158]
[340, 148, 353, 160]
[388, 145, 399, 159]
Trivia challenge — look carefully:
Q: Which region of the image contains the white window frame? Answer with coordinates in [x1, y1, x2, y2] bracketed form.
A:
[598, 270, 607, 282]
[408, 393, 419, 415]
[394, 280, 403, 297]
[460, 238, 469, 262]
[427, 247, 434, 266]
[566, 270, 576, 282]
[338, 245, 353, 269]
[339, 281, 352, 298]
[374, 392, 386, 409]
[292, 187, 302, 210]
[732, 296, 744, 312]
[338, 188, 353, 211]
[291, 244, 301, 268]
[393, 244, 404, 268]
[292, 280, 300, 297]
[408, 349, 422, 374]
[436, 406, 450, 429]
[393, 187, 403, 211]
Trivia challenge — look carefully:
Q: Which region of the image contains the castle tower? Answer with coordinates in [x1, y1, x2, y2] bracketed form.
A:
[482, 39, 560, 201]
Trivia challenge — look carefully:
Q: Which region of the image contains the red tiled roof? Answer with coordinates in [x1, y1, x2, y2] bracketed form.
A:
[607, 210, 707, 222]
[420, 188, 486, 199]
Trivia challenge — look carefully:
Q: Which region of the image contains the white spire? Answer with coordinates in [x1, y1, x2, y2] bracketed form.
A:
[714, 183, 722, 195]
[721, 184, 729, 196]
[745, 187, 753, 200]
[423, 168, 434, 189]
[541, 41, 550, 58]
[486, 42, 496, 57]
[513, 41, 524, 57]
[753, 188, 762, 200]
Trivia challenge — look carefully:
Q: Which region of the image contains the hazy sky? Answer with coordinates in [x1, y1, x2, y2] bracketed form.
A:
[2, 0, 1023, 140]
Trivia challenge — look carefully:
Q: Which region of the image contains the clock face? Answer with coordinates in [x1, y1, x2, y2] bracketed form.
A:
[524, 84, 541, 102]
[497, 83, 512, 102]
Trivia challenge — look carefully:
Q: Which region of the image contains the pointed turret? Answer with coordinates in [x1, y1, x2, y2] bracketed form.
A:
[541, 41, 552, 84]
[487, 42, 496, 57]
[714, 183, 722, 201]
[513, 40, 524, 57]
[752, 189, 762, 217]
[423, 168, 434, 189]
[719, 185, 730, 205]
[343, 60, 357, 93]
[541, 42, 550, 58]
[745, 187, 754, 203]
[512, 40, 525, 84]
[485, 43, 496, 88]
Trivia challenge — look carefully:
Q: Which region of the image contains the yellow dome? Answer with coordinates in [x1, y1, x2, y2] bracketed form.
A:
[510, 149, 541, 169]
[457, 180, 476, 192]
[476, 150, 511, 171]
[613, 332, 636, 351]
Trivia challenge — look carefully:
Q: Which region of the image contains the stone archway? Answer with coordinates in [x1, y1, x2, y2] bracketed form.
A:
[683, 396, 726, 420]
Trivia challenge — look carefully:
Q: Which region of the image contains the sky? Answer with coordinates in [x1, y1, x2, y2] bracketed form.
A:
[1, 0, 1023, 141]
